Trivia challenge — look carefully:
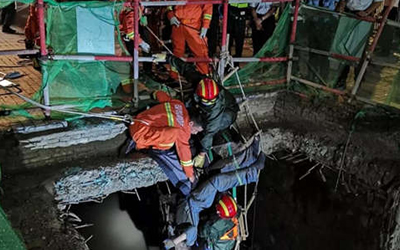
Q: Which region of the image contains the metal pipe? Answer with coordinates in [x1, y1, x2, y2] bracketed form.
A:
[219, 0, 229, 78]
[291, 76, 345, 95]
[51, 55, 287, 63]
[286, 44, 294, 83]
[370, 60, 400, 70]
[301, 4, 376, 23]
[133, 0, 140, 108]
[290, 0, 300, 43]
[37, 0, 50, 117]
[0, 49, 39, 56]
[139, 0, 293, 7]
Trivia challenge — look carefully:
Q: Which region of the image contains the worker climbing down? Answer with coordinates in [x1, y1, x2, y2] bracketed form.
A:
[163, 136, 266, 249]
[125, 90, 203, 196]
[167, 3, 212, 79]
[119, 5, 151, 53]
[197, 194, 240, 250]
[155, 54, 240, 169]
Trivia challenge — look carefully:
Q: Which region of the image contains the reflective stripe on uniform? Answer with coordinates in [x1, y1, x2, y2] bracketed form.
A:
[159, 142, 175, 148]
[220, 218, 239, 240]
[165, 103, 174, 127]
[203, 14, 212, 20]
[126, 32, 135, 39]
[180, 160, 193, 167]
[230, 3, 248, 8]
[218, 200, 230, 217]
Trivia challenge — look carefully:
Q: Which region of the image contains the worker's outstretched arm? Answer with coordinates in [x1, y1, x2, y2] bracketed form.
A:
[152, 90, 173, 103]
[201, 4, 213, 29]
[175, 131, 195, 182]
[164, 233, 187, 250]
[167, 55, 204, 87]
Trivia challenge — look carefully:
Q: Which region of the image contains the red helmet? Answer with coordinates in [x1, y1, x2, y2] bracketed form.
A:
[216, 194, 237, 219]
[196, 78, 219, 101]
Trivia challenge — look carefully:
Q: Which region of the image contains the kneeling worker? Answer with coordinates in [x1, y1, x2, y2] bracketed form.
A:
[126, 90, 204, 195]
[154, 54, 240, 169]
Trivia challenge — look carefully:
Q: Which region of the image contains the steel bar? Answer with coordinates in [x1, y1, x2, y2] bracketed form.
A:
[291, 76, 345, 95]
[350, 0, 394, 98]
[225, 78, 286, 89]
[0, 49, 39, 56]
[299, 163, 320, 180]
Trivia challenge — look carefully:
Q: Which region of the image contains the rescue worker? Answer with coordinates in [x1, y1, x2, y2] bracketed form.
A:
[125, 90, 204, 195]
[166, 3, 212, 79]
[119, 5, 151, 54]
[163, 136, 266, 249]
[198, 195, 239, 250]
[158, 54, 240, 170]
[24, 4, 39, 49]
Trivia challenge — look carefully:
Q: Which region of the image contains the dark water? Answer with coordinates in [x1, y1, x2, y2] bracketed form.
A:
[71, 190, 162, 250]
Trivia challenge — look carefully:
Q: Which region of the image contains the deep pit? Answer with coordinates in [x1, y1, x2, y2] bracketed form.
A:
[65, 152, 385, 250]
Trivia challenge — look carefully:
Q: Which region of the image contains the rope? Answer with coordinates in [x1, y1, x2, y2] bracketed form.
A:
[0, 84, 149, 125]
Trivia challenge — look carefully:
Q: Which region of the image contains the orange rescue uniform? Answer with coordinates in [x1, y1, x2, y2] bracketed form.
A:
[24, 4, 39, 44]
[119, 6, 143, 44]
[167, 4, 212, 78]
[129, 91, 194, 178]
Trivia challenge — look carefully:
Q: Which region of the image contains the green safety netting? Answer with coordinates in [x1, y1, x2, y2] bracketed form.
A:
[223, 4, 290, 93]
[0, 165, 26, 250]
[0, 0, 33, 8]
[292, 5, 373, 90]
[0, 206, 26, 250]
[41, 60, 131, 111]
[45, 0, 128, 55]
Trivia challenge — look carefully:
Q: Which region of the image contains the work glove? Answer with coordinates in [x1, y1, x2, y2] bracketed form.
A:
[199, 27, 208, 38]
[122, 34, 130, 42]
[193, 154, 206, 168]
[163, 239, 175, 250]
[140, 15, 148, 26]
[139, 41, 151, 53]
[170, 16, 180, 27]
[152, 53, 167, 63]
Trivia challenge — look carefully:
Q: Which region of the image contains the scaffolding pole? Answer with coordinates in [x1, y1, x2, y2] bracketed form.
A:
[286, 0, 300, 84]
[291, 76, 345, 96]
[139, 0, 292, 7]
[133, 0, 140, 108]
[219, 0, 229, 78]
[294, 45, 360, 62]
[37, 0, 50, 117]
[350, 0, 394, 99]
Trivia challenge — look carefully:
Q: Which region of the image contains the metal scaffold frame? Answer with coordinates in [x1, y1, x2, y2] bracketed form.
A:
[0, 0, 398, 115]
